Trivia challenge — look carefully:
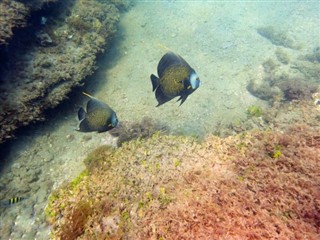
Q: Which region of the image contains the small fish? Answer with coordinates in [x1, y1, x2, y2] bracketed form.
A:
[77, 92, 118, 133]
[1, 197, 26, 207]
[150, 52, 200, 106]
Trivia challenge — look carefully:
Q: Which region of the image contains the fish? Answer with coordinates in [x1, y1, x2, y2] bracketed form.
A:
[0, 197, 26, 207]
[150, 52, 200, 106]
[77, 92, 118, 133]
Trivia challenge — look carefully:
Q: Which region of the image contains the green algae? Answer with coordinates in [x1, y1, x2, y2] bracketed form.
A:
[247, 105, 262, 117]
[271, 145, 282, 159]
[71, 170, 89, 188]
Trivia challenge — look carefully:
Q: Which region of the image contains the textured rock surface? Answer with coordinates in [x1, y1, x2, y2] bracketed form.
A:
[46, 123, 320, 239]
[0, 0, 59, 45]
[0, 0, 131, 143]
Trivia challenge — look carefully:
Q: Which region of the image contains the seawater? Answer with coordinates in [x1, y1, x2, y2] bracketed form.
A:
[0, 1, 319, 239]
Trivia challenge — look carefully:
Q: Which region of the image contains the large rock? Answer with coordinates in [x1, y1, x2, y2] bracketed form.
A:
[0, 0, 131, 143]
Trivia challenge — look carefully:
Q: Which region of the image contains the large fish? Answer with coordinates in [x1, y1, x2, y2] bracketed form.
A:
[77, 92, 118, 133]
[150, 52, 200, 106]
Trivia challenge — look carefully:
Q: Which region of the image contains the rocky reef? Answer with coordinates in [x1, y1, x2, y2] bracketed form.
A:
[257, 26, 301, 50]
[46, 99, 320, 239]
[0, 0, 132, 143]
[247, 47, 320, 105]
[0, 0, 59, 45]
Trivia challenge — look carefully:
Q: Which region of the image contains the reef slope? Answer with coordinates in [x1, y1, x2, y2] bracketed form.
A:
[46, 123, 320, 239]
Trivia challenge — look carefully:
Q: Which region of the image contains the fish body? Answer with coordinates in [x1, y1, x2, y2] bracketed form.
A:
[78, 93, 118, 133]
[0, 197, 26, 207]
[150, 52, 200, 106]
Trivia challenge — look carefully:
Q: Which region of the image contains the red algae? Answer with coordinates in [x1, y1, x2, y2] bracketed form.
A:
[46, 123, 320, 239]
[148, 128, 319, 240]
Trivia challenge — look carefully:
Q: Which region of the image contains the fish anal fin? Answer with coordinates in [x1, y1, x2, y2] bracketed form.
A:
[155, 87, 171, 107]
[178, 94, 188, 106]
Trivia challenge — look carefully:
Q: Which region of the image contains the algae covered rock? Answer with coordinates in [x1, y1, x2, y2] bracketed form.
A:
[247, 48, 320, 104]
[0, 0, 132, 143]
[0, 0, 60, 45]
[46, 126, 320, 239]
[275, 47, 290, 64]
[0, 0, 29, 45]
[257, 26, 300, 49]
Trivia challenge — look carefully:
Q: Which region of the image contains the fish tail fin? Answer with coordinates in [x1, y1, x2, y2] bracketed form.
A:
[78, 107, 86, 121]
[150, 74, 159, 92]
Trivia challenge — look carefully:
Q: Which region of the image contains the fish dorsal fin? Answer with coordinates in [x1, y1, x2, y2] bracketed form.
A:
[157, 52, 191, 77]
[86, 99, 108, 113]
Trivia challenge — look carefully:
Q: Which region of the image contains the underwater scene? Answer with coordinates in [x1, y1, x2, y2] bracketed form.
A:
[0, 0, 319, 239]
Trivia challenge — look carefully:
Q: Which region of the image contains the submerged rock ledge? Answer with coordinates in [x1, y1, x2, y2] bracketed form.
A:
[0, 0, 131, 143]
[46, 123, 320, 239]
[46, 100, 320, 239]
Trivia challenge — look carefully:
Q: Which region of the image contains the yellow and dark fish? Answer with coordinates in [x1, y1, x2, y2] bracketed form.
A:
[1, 197, 26, 207]
[150, 52, 200, 106]
[78, 92, 118, 133]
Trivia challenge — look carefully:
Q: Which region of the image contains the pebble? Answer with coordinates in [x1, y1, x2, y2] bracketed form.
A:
[66, 134, 75, 142]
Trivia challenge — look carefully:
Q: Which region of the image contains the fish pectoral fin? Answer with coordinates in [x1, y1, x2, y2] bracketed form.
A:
[150, 74, 160, 91]
[78, 107, 86, 121]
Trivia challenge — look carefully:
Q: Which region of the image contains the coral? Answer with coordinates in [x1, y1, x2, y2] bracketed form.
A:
[46, 123, 320, 239]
